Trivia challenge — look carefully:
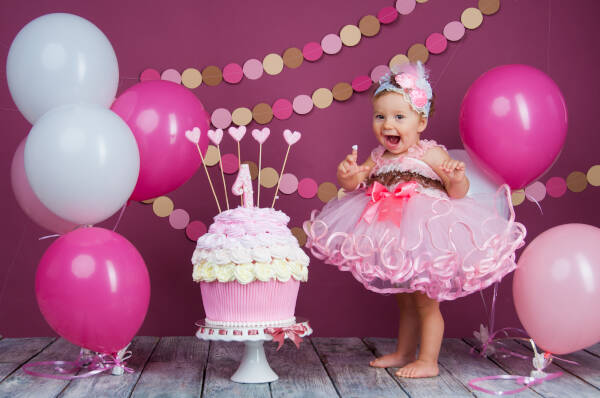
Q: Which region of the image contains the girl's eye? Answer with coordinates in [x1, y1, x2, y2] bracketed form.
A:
[374, 114, 384, 120]
[395, 114, 404, 120]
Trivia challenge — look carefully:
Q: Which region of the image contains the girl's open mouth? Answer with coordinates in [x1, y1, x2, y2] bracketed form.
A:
[385, 135, 400, 145]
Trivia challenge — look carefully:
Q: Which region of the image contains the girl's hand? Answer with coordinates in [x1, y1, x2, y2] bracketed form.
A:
[440, 159, 466, 183]
[337, 148, 370, 179]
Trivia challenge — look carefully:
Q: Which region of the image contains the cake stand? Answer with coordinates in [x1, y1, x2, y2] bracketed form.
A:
[195, 317, 312, 383]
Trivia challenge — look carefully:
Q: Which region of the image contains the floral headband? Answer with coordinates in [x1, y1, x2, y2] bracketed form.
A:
[374, 62, 433, 117]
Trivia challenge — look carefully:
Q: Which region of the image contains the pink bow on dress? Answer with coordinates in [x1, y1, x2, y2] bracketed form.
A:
[360, 181, 419, 227]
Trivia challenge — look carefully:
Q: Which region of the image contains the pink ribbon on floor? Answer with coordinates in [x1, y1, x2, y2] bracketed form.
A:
[22, 348, 133, 380]
[360, 181, 418, 227]
[264, 324, 307, 350]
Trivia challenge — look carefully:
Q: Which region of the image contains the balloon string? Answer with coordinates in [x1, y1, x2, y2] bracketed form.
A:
[524, 193, 544, 215]
[112, 203, 127, 232]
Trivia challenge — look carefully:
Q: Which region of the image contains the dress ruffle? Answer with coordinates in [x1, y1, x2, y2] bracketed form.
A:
[304, 184, 526, 301]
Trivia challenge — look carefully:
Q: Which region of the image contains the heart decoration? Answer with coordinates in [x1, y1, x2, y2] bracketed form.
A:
[252, 127, 271, 144]
[207, 129, 224, 145]
[185, 126, 201, 144]
[228, 126, 247, 142]
[283, 129, 301, 146]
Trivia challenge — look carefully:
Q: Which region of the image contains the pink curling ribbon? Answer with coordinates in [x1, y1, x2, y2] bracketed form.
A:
[359, 181, 418, 227]
[22, 348, 133, 380]
[264, 324, 307, 350]
[468, 339, 579, 395]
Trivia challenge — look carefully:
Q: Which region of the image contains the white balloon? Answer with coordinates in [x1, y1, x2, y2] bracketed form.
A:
[6, 13, 119, 124]
[24, 105, 140, 225]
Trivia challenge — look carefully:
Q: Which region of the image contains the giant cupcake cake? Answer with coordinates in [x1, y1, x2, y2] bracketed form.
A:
[192, 206, 309, 326]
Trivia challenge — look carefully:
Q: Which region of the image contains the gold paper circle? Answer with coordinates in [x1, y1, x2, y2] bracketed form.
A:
[338, 188, 347, 199]
[567, 171, 587, 192]
[389, 54, 410, 72]
[242, 160, 259, 180]
[478, 0, 500, 15]
[231, 107, 253, 126]
[291, 227, 307, 246]
[340, 24, 362, 47]
[461, 7, 484, 30]
[312, 88, 334, 109]
[259, 167, 279, 188]
[407, 43, 429, 63]
[318, 182, 338, 203]
[252, 103, 274, 124]
[181, 68, 202, 88]
[587, 165, 600, 186]
[141, 198, 155, 204]
[282, 47, 304, 69]
[201, 65, 223, 86]
[263, 53, 284, 75]
[511, 190, 525, 206]
[358, 15, 380, 37]
[153, 196, 174, 217]
[332, 82, 353, 101]
[416, 0, 429, 3]
[204, 145, 220, 166]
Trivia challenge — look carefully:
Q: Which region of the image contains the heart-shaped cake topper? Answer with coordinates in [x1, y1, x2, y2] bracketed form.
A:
[252, 127, 271, 144]
[185, 126, 201, 144]
[283, 129, 301, 146]
[228, 126, 247, 142]
[207, 129, 224, 145]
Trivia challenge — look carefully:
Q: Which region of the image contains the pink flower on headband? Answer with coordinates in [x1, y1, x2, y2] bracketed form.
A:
[395, 73, 417, 89]
[410, 88, 428, 108]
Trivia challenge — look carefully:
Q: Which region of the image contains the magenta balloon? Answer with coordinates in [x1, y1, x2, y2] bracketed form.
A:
[111, 80, 209, 201]
[11, 138, 78, 234]
[36, 227, 150, 353]
[513, 224, 600, 354]
[459, 65, 567, 189]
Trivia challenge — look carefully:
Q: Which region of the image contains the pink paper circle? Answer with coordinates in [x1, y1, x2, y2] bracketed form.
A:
[524, 181, 546, 202]
[279, 173, 299, 194]
[186, 220, 207, 242]
[169, 209, 190, 229]
[378, 6, 399, 24]
[303, 42, 324, 62]
[140, 68, 160, 82]
[321, 34, 343, 55]
[298, 178, 318, 198]
[443, 21, 465, 41]
[211, 108, 232, 129]
[223, 63, 244, 84]
[546, 177, 567, 198]
[161, 69, 182, 84]
[352, 75, 372, 92]
[293, 95, 314, 115]
[425, 33, 447, 54]
[221, 153, 240, 174]
[396, 0, 416, 15]
[243, 59, 264, 80]
[272, 98, 293, 120]
[371, 65, 391, 83]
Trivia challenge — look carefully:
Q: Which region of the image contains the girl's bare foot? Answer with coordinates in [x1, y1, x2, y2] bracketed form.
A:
[369, 352, 416, 368]
[395, 359, 439, 378]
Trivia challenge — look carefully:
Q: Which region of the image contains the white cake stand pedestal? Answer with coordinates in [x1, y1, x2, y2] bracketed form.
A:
[195, 318, 312, 383]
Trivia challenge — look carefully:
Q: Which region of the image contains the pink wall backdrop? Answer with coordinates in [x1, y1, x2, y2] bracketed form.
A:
[1, 0, 599, 338]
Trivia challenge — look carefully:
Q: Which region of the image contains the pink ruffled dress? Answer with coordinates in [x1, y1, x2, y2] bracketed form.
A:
[304, 140, 526, 301]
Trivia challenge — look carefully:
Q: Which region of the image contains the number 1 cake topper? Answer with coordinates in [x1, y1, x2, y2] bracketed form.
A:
[232, 163, 253, 208]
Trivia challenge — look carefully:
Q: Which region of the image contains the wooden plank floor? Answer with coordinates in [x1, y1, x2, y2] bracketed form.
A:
[0, 336, 599, 397]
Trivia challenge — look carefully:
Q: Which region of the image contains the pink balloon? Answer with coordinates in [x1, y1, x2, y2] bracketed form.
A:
[11, 138, 78, 234]
[513, 224, 600, 354]
[36, 227, 150, 353]
[111, 80, 209, 201]
[460, 65, 567, 189]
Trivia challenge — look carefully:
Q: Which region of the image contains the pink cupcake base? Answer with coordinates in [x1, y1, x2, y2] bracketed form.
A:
[200, 279, 300, 323]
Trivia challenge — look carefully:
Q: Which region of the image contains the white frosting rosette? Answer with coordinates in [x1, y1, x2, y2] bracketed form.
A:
[254, 262, 275, 282]
[215, 263, 235, 282]
[234, 263, 256, 284]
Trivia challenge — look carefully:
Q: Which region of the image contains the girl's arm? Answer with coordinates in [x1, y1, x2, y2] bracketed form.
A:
[422, 147, 469, 199]
[337, 148, 375, 191]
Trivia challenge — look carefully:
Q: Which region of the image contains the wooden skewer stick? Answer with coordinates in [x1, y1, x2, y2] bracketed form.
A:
[271, 144, 291, 208]
[216, 144, 230, 210]
[237, 141, 242, 206]
[257, 143, 262, 207]
[196, 144, 222, 213]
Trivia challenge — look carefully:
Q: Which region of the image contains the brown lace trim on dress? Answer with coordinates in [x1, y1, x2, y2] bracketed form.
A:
[366, 170, 447, 193]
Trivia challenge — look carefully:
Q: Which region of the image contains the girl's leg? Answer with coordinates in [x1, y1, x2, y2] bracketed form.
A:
[396, 292, 443, 378]
[369, 293, 419, 368]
